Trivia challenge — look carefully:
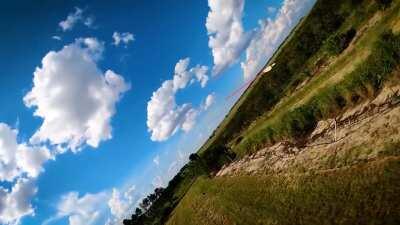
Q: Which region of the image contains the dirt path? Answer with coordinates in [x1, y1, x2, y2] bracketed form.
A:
[217, 84, 400, 177]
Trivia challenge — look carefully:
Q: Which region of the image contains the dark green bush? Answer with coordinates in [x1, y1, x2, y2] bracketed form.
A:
[325, 28, 357, 55]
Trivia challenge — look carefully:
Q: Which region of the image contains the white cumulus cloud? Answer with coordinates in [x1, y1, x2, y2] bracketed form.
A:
[0, 178, 37, 225]
[206, 0, 250, 75]
[112, 32, 135, 47]
[24, 38, 130, 152]
[107, 185, 136, 223]
[241, 0, 316, 80]
[56, 192, 107, 225]
[0, 123, 53, 224]
[147, 58, 209, 141]
[0, 123, 52, 182]
[191, 65, 209, 88]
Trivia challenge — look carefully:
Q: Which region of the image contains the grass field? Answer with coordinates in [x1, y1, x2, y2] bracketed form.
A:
[168, 156, 400, 225]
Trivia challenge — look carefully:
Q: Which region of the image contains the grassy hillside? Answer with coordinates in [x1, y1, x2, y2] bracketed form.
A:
[168, 157, 400, 225]
[123, 0, 400, 224]
[233, 0, 400, 156]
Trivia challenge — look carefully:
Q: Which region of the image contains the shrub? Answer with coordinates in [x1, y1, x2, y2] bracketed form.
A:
[325, 28, 357, 55]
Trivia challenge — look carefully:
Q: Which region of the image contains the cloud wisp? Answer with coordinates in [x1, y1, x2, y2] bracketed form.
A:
[112, 32, 135, 47]
[202, 93, 216, 110]
[48, 192, 108, 225]
[59, 7, 94, 32]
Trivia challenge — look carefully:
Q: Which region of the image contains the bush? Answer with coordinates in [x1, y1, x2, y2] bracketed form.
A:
[325, 28, 357, 55]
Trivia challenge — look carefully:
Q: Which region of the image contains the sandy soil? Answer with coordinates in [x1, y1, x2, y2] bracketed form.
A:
[217, 84, 400, 177]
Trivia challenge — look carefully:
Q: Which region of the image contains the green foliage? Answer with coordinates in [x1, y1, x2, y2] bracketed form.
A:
[169, 157, 400, 225]
[123, 159, 209, 225]
[200, 145, 236, 172]
[325, 28, 357, 55]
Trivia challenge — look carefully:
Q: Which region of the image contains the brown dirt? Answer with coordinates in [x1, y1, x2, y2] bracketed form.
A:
[217, 84, 400, 177]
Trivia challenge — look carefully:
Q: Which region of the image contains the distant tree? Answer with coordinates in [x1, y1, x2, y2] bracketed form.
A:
[148, 193, 157, 203]
[131, 213, 139, 221]
[325, 28, 356, 55]
[135, 207, 142, 216]
[123, 219, 132, 225]
[189, 153, 200, 161]
[154, 187, 164, 197]
[140, 197, 150, 211]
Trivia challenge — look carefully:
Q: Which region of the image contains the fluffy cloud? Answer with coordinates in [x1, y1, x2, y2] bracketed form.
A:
[107, 186, 136, 223]
[0, 123, 52, 182]
[206, 0, 250, 74]
[59, 7, 94, 31]
[0, 123, 52, 224]
[0, 178, 37, 225]
[181, 109, 198, 132]
[191, 65, 209, 88]
[112, 32, 135, 47]
[241, 0, 316, 80]
[24, 38, 130, 152]
[202, 93, 215, 110]
[147, 58, 209, 141]
[56, 192, 107, 225]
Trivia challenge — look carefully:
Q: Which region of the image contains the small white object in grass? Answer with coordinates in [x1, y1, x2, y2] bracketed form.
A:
[263, 63, 276, 73]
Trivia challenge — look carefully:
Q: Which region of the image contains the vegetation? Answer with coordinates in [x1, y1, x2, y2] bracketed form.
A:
[325, 28, 357, 55]
[236, 30, 400, 155]
[231, 0, 400, 156]
[168, 157, 400, 225]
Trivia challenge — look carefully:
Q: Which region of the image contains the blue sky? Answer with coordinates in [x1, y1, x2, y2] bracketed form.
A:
[0, 0, 316, 224]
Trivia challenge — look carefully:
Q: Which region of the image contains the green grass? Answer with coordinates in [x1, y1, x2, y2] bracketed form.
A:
[167, 157, 400, 225]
